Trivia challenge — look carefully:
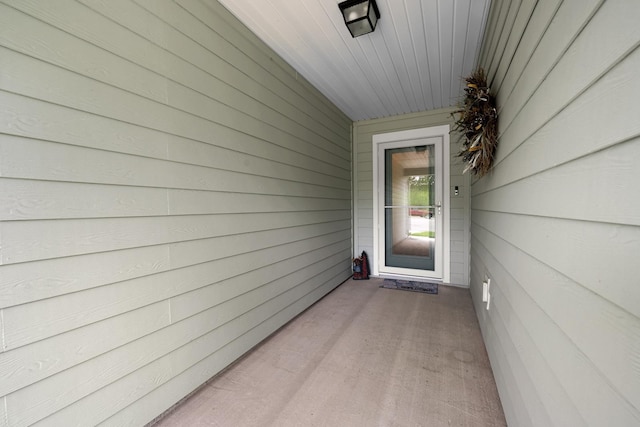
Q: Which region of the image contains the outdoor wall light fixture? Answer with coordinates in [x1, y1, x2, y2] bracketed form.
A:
[339, 0, 380, 38]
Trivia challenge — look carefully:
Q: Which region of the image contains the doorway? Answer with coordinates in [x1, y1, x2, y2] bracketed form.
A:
[372, 125, 450, 282]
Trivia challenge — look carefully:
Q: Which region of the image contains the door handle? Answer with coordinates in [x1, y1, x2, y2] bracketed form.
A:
[435, 202, 442, 215]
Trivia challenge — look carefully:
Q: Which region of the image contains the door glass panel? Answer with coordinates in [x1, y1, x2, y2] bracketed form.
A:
[384, 145, 436, 271]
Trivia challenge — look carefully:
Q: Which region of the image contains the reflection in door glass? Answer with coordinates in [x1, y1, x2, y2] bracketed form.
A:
[384, 145, 436, 271]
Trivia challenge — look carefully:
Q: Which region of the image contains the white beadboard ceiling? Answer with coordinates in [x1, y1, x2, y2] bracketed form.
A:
[217, 0, 492, 121]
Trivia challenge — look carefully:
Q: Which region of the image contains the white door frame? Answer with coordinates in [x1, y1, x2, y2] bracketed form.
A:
[372, 125, 450, 282]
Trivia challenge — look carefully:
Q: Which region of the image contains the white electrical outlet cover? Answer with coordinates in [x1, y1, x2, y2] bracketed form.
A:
[486, 293, 491, 310]
[482, 282, 488, 302]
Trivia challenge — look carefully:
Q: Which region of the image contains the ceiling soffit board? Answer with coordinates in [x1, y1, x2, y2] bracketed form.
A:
[216, 0, 491, 122]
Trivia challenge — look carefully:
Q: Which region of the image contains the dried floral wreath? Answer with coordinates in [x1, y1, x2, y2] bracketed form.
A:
[453, 68, 498, 176]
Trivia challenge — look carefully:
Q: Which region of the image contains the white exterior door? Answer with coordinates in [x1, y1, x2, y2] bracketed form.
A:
[372, 125, 450, 282]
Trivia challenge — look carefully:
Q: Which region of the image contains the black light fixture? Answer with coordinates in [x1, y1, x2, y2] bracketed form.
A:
[339, 0, 380, 38]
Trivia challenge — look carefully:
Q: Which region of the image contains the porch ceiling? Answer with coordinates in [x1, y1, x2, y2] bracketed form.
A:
[216, 0, 492, 121]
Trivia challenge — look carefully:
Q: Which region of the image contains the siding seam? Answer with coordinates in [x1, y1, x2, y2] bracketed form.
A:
[0, 309, 5, 351]
[488, 40, 640, 180]
[6, 0, 349, 154]
[495, 0, 606, 136]
[470, 215, 640, 325]
[470, 223, 640, 419]
[493, 0, 538, 94]
[493, 0, 564, 115]
[2, 396, 7, 427]
[471, 122, 640, 198]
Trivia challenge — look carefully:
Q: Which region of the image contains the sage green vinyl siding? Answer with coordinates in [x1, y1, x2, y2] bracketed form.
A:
[0, 1, 352, 425]
[472, 0, 640, 425]
[353, 109, 471, 286]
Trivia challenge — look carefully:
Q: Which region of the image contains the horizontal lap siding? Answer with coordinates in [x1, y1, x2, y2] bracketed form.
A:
[0, 0, 352, 425]
[472, 0, 640, 425]
[353, 109, 471, 286]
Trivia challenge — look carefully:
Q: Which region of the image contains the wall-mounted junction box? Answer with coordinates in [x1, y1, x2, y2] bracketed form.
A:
[482, 277, 491, 309]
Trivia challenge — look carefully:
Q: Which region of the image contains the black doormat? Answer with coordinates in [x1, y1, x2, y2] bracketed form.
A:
[381, 279, 438, 294]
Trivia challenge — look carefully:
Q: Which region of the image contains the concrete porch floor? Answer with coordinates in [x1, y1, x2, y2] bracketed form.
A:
[151, 278, 506, 426]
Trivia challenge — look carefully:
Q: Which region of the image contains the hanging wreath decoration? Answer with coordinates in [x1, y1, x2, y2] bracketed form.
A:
[453, 68, 498, 176]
